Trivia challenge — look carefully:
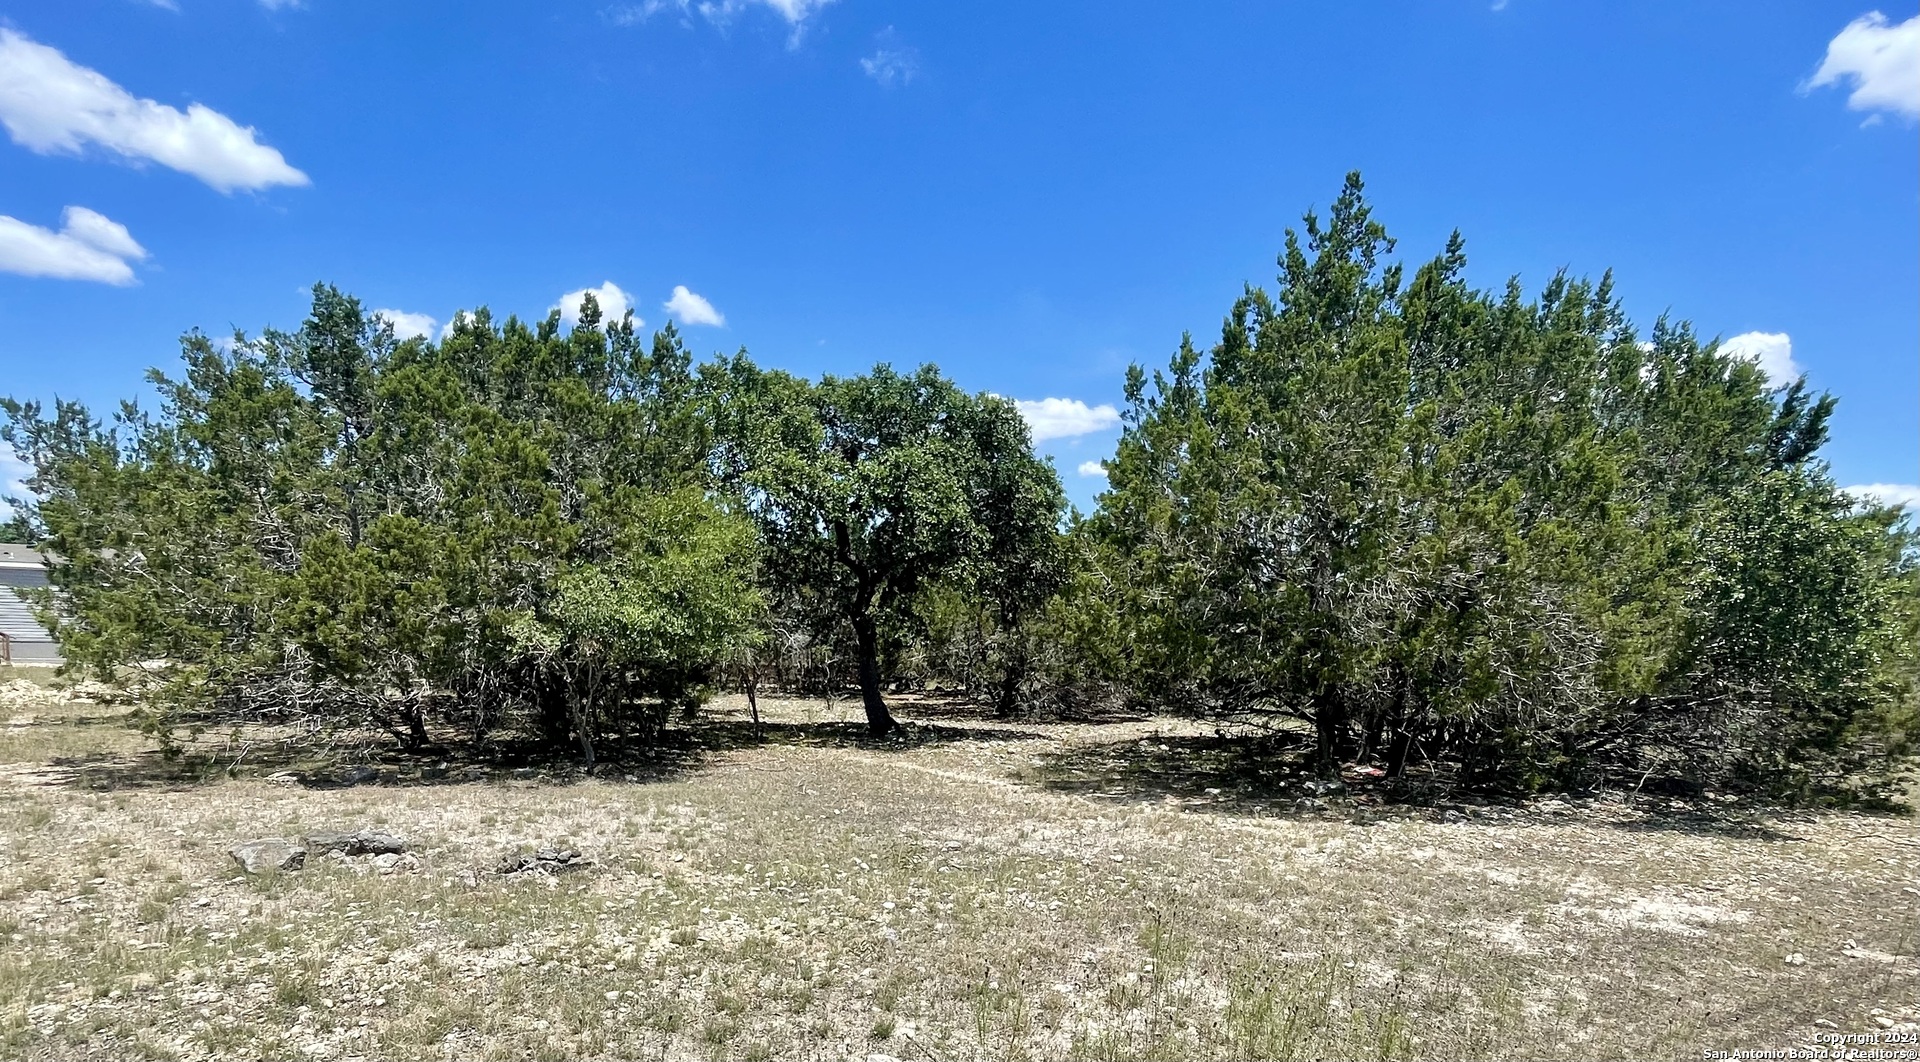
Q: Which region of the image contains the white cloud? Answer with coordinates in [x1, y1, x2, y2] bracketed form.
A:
[1844, 483, 1920, 512]
[662, 284, 725, 327]
[258, 0, 305, 9]
[0, 29, 308, 193]
[0, 205, 147, 284]
[136, 0, 182, 11]
[373, 309, 438, 341]
[1076, 460, 1107, 479]
[553, 281, 637, 328]
[1013, 397, 1122, 443]
[1720, 331, 1800, 383]
[1807, 12, 1920, 120]
[861, 28, 920, 87]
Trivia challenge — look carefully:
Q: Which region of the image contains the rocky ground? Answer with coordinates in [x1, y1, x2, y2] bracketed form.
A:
[1, 676, 1915, 1061]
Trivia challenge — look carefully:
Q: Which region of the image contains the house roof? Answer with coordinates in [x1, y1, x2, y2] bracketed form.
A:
[0, 544, 50, 570]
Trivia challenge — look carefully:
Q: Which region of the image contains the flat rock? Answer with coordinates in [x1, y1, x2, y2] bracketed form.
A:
[228, 838, 306, 874]
[305, 829, 407, 856]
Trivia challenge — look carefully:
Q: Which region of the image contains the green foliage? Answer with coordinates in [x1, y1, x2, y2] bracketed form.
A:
[2, 181, 1911, 800]
[1, 285, 755, 762]
[707, 358, 1064, 733]
[511, 487, 761, 763]
[1093, 173, 1916, 794]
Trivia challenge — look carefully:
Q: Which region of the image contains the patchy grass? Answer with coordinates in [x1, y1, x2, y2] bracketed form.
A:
[0, 686, 1914, 1061]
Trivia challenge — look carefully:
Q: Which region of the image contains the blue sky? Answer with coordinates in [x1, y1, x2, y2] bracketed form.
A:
[0, 1, 1915, 514]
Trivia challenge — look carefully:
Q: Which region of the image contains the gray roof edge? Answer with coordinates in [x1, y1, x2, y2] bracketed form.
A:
[0, 543, 52, 569]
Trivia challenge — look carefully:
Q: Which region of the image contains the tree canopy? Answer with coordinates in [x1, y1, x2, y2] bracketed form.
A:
[2, 178, 1912, 800]
[706, 358, 1065, 735]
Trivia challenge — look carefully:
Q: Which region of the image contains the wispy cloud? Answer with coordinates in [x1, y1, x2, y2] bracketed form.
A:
[1720, 331, 1800, 383]
[663, 285, 725, 327]
[608, 0, 836, 45]
[0, 206, 147, 285]
[1012, 398, 1122, 443]
[1806, 11, 1920, 120]
[554, 281, 637, 328]
[606, 0, 681, 26]
[861, 27, 920, 87]
[0, 29, 307, 193]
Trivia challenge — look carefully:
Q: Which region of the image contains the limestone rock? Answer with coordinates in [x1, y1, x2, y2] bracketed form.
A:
[305, 829, 407, 856]
[228, 838, 306, 874]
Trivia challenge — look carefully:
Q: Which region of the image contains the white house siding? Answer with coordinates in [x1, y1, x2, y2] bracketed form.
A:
[0, 548, 60, 664]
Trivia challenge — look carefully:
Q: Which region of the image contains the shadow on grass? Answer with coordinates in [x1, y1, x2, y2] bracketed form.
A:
[20, 703, 1050, 794]
[1016, 730, 1865, 841]
[15, 692, 1902, 841]
[1020, 729, 1366, 810]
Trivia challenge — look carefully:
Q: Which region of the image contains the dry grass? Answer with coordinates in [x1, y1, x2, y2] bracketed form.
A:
[0, 680, 1915, 1061]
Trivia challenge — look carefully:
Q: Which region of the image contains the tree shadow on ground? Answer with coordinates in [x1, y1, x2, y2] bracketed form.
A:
[1019, 730, 1865, 841]
[1019, 729, 1368, 810]
[19, 703, 1050, 793]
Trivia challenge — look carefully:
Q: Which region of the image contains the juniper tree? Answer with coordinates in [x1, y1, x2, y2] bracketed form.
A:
[2, 285, 757, 762]
[1095, 173, 1916, 792]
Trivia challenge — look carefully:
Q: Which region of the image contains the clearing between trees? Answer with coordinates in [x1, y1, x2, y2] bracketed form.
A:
[2, 675, 1914, 1062]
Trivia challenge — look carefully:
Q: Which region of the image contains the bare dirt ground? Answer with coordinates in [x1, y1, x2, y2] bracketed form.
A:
[1, 674, 1915, 1061]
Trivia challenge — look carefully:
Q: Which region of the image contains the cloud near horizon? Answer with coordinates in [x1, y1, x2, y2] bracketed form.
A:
[373, 309, 438, 341]
[1013, 397, 1122, 443]
[0, 452, 32, 523]
[1844, 483, 1920, 512]
[1719, 331, 1800, 383]
[554, 282, 638, 328]
[663, 285, 725, 326]
[0, 206, 147, 284]
[0, 28, 307, 193]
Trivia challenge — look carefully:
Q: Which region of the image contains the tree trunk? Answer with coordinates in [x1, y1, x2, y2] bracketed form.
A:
[1386, 730, 1414, 779]
[569, 670, 596, 771]
[994, 653, 1024, 719]
[852, 613, 895, 736]
[1312, 691, 1346, 777]
[405, 702, 430, 751]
